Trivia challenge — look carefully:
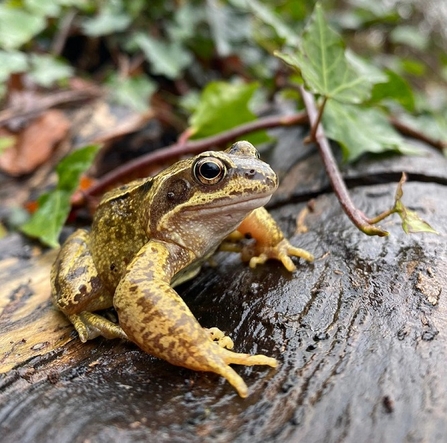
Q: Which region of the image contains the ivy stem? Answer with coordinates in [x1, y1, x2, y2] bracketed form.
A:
[298, 86, 388, 237]
[306, 96, 327, 143]
[368, 207, 397, 225]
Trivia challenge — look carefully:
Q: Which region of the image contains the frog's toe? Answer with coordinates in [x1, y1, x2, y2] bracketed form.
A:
[246, 239, 314, 272]
[69, 312, 128, 342]
[221, 349, 278, 369]
[206, 327, 234, 349]
[216, 364, 249, 398]
[213, 349, 278, 398]
[284, 242, 314, 263]
[248, 252, 269, 269]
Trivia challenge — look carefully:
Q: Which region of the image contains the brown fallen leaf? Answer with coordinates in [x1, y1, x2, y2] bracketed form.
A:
[0, 110, 70, 176]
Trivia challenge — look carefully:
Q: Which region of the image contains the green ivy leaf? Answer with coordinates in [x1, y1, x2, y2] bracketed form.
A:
[390, 25, 429, 51]
[400, 58, 426, 77]
[167, 3, 203, 42]
[275, 3, 372, 103]
[107, 74, 156, 112]
[393, 174, 438, 234]
[20, 190, 71, 248]
[345, 51, 388, 84]
[370, 69, 415, 112]
[21, 145, 99, 247]
[0, 5, 45, 50]
[247, 0, 299, 46]
[188, 81, 268, 144]
[29, 54, 73, 87]
[133, 33, 192, 79]
[56, 145, 99, 193]
[24, 0, 61, 17]
[206, 0, 249, 57]
[82, 10, 132, 37]
[323, 101, 421, 162]
[0, 50, 28, 82]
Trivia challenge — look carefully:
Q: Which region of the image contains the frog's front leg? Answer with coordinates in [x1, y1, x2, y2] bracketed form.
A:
[113, 240, 277, 398]
[51, 229, 127, 342]
[230, 207, 314, 271]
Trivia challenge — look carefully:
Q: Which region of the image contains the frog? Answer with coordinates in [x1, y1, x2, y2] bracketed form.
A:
[51, 140, 314, 398]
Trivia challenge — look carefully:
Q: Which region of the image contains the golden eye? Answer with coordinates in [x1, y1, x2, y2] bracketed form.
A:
[193, 157, 226, 185]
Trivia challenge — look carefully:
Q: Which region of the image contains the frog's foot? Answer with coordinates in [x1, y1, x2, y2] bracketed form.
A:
[199, 346, 278, 398]
[69, 312, 128, 342]
[205, 327, 234, 349]
[241, 238, 314, 272]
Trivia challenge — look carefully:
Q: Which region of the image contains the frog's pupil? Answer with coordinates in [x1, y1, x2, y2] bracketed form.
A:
[200, 161, 220, 179]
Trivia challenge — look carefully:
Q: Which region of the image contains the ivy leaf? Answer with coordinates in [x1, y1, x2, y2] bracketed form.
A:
[24, 0, 61, 17]
[393, 174, 438, 234]
[133, 33, 192, 80]
[247, 0, 299, 46]
[0, 5, 45, 50]
[21, 145, 99, 247]
[345, 51, 388, 84]
[56, 145, 100, 194]
[167, 3, 203, 42]
[323, 101, 421, 162]
[206, 0, 249, 57]
[82, 10, 132, 37]
[29, 54, 73, 87]
[390, 25, 429, 51]
[20, 190, 71, 248]
[107, 74, 156, 112]
[188, 81, 268, 144]
[0, 50, 28, 82]
[275, 3, 372, 103]
[370, 69, 415, 112]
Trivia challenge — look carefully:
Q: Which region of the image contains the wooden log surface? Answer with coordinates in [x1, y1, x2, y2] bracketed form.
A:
[1, 130, 446, 443]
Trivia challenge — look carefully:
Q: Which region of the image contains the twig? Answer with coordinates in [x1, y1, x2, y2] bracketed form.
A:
[72, 112, 308, 204]
[389, 116, 447, 151]
[298, 86, 388, 237]
[0, 88, 102, 126]
[51, 10, 77, 56]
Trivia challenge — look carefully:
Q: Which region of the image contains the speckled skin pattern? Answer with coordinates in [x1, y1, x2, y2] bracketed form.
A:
[51, 141, 314, 397]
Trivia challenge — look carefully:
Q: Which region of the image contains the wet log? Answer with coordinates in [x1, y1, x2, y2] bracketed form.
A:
[1, 132, 446, 443]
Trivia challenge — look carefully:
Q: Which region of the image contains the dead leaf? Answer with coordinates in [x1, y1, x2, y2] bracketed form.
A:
[0, 110, 70, 176]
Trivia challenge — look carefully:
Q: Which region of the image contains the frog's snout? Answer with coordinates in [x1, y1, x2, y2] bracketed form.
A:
[243, 165, 277, 188]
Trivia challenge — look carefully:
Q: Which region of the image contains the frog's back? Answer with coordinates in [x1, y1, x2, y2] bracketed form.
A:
[89, 178, 153, 290]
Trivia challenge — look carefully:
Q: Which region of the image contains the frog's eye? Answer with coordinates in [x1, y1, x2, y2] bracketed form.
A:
[193, 157, 227, 185]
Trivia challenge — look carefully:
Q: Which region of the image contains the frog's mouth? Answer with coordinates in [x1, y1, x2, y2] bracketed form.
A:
[186, 194, 273, 214]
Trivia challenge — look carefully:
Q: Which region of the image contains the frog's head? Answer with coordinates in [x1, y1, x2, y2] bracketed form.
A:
[146, 141, 278, 255]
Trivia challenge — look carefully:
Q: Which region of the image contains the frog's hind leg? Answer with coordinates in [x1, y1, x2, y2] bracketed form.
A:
[51, 229, 127, 342]
[113, 240, 277, 397]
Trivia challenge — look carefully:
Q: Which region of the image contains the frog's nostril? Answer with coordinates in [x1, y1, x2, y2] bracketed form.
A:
[267, 177, 276, 187]
[245, 169, 256, 178]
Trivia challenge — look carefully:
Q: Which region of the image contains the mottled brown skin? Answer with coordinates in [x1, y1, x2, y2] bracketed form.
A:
[51, 141, 314, 397]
